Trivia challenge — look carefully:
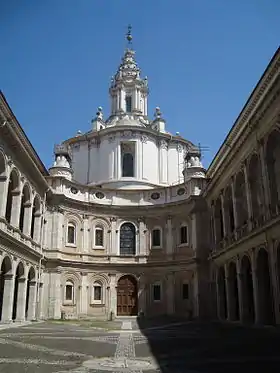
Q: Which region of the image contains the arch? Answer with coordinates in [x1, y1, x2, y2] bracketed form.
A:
[19, 183, 32, 233]
[256, 248, 274, 324]
[248, 153, 263, 223]
[12, 261, 25, 321]
[217, 266, 227, 320]
[234, 171, 248, 227]
[0, 256, 13, 320]
[5, 168, 20, 224]
[265, 129, 280, 212]
[117, 275, 138, 316]
[119, 222, 136, 256]
[227, 262, 239, 321]
[240, 255, 255, 323]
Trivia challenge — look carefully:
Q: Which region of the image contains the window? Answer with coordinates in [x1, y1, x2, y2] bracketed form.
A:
[153, 284, 161, 301]
[93, 283, 102, 302]
[122, 153, 134, 177]
[125, 95, 132, 113]
[67, 223, 76, 245]
[120, 222, 136, 256]
[121, 142, 135, 177]
[95, 227, 104, 247]
[182, 283, 189, 300]
[152, 229, 161, 247]
[180, 225, 188, 244]
[65, 281, 74, 301]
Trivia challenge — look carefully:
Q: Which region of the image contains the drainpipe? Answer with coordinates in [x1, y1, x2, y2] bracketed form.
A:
[35, 187, 50, 320]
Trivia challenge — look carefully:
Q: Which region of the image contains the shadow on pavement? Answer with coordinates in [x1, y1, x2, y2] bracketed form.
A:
[136, 316, 280, 372]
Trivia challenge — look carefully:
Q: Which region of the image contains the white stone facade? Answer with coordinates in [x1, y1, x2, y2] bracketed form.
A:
[0, 35, 279, 325]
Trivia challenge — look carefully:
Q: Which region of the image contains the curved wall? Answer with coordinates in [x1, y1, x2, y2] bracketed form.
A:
[69, 128, 189, 188]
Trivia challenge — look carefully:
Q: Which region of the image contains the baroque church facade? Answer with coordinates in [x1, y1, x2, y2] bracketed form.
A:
[0, 31, 280, 325]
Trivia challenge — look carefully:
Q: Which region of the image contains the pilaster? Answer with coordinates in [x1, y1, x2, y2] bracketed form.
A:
[166, 216, 173, 255]
[15, 277, 27, 321]
[10, 190, 21, 227]
[243, 162, 253, 231]
[251, 250, 260, 323]
[1, 274, 15, 323]
[27, 281, 37, 321]
[236, 258, 245, 323]
[0, 175, 8, 217]
[166, 272, 175, 315]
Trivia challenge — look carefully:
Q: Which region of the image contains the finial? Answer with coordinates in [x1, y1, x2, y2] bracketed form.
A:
[154, 107, 162, 119]
[126, 24, 133, 46]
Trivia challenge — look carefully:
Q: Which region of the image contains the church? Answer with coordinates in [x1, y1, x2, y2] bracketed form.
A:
[0, 29, 280, 325]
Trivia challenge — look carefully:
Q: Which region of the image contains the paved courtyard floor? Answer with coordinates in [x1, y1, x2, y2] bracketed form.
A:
[0, 318, 280, 372]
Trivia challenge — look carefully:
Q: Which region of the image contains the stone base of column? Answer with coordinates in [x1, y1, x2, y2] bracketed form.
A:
[1, 319, 13, 324]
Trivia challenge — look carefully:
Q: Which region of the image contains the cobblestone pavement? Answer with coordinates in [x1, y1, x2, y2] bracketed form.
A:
[0, 318, 280, 372]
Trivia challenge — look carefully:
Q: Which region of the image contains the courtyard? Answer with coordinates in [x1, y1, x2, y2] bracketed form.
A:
[0, 318, 279, 372]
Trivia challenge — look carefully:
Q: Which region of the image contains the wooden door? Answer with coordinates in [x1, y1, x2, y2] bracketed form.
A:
[117, 275, 138, 316]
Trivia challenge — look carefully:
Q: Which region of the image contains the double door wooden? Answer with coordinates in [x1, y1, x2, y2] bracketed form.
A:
[117, 275, 138, 316]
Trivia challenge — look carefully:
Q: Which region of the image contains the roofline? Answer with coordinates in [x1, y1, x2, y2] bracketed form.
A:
[206, 46, 280, 178]
[0, 91, 49, 178]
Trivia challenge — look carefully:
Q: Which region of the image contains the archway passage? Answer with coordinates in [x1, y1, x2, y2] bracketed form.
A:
[217, 267, 227, 320]
[12, 262, 24, 321]
[117, 275, 138, 316]
[228, 262, 239, 321]
[0, 257, 12, 321]
[257, 249, 274, 324]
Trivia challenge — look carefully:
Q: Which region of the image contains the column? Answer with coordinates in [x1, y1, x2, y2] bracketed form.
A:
[166, 216, 173, 255]
[258, 140, 270, 219]
[110, 217, 117, 256]
[268, 242, 280, 323]
[224, 264, 233, 321]
[108, 274, 117, 318]
[210, 203, 217, 250]
[220, 192, 227, 238]
[79, 273, 88, 317]
[138, 218, 146, 256]
[1, 274, 15, 323]
[10, 190, 21, 227]
[15, 277, 27, 321]
[38, 282, 44, 320]
[230, 178, 238, 236]
[27, 281, 37, 321]
[236, 258, 245, 322]
[243, 162, 253, 231]
[215, 270, 221, 320]
[166, 273, 175, 315]
[82, 216, 89, 253]
[33, 213, 42, 243]
[0, 175, 8, 217]
[23, 203, 32, 236]
[251, 250, 260, 323]
[138, 274, 146, 316]
[48, 271, 61, 319]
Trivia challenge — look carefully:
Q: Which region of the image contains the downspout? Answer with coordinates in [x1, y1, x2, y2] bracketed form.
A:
[35, 187, 50, 320]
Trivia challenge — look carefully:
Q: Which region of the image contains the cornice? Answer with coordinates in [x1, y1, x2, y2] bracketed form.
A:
[62, 125, 197, 151]
[207, 47, 280, 181]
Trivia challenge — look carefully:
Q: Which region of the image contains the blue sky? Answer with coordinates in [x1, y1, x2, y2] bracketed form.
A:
[1, 0, 279, 169]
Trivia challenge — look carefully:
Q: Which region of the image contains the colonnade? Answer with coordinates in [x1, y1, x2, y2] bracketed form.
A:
[216, 245, 280, 325]
[0, 257, 38, 323]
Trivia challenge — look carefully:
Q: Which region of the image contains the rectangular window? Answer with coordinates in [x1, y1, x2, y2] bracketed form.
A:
[121, 142, 135, 177]
[125, 95, 132, 113]
[153, 284, 161, 301]
[65, 284, 73, 301]
[152, 229, 161, 247]
[95, 228, 104, 246]
[94, 286, 102, 301]
[180, 226, 188, 244]
[67, 225, 76, 244]
[182, 283, 189, 300]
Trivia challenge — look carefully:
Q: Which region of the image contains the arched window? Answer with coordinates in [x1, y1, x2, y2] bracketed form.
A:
[5, 169, 20, 224]
[67, 223, 76, 245]
[30, 196, 41, 241]
[120, 222, 136, 256]
[152, 228, 161, 247]
[19, 184, 31, 233]
[180, 225, 188, 244]
[94, 226, 104, 247]
[122, 153, 134, 177]
[92, 282, 103, 304]
[65, 280, 74, 302]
